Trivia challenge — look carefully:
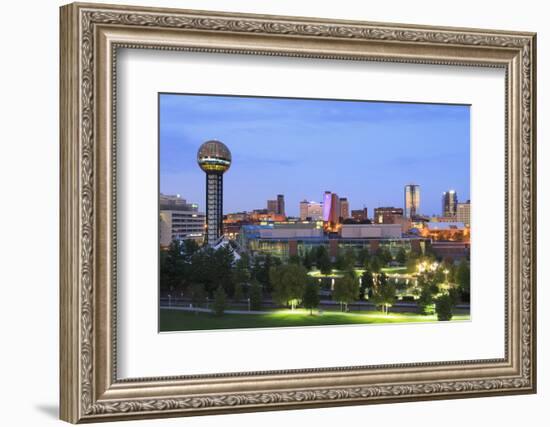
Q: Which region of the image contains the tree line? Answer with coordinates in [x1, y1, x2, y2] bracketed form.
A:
[160, 239, 470, 320]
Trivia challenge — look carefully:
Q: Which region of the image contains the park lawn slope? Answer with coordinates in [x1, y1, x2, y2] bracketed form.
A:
[160, 308, 470, 332]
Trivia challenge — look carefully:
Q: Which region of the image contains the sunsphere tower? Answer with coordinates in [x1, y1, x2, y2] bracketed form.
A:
[197, 140, 232, 244]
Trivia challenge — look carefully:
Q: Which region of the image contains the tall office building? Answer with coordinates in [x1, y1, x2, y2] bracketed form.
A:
[322, 191, 341, 229]
[404, 184, 420, 218]
[329, 193, 341, 225]
[276, 194, 285, 216]
[322, 191, 333, 221]
[197, 139, 232, 244]
[299, 200, 323, 221]
[457, 200, 471, 227]
[339, 197, 350, 219]
[267, 199, 278, 213]
[159, 194, 205, 246]
[442, 190, 458, 217]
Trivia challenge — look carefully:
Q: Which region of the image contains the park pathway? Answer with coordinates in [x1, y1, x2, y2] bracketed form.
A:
[160, 305, 274, 315]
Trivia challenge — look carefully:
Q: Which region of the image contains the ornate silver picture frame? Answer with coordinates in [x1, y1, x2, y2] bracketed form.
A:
[60, 2, 536, 423]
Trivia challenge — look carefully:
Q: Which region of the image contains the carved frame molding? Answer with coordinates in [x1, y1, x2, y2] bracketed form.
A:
[60, 2, 536, 423]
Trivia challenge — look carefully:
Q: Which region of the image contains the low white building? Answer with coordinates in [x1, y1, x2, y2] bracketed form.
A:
[160, 210, 206, 246]
[299, 200, 324, 221]
[457, 201, 471, 227]
[159, 194, 205, 246]
[340, 224, 402, 239]
[258, 223, 323, 239]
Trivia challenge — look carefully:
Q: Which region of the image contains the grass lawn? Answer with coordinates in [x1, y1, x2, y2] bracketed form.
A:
[308, 269, 344, 278]
[308, 266, 410, 279]
[381, 266, 409, 274]
[160, 308, 470, 332]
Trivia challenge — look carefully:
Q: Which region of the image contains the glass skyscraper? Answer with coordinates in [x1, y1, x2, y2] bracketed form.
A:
[442, 190, 458, 217]
[404, 184, 420, 218]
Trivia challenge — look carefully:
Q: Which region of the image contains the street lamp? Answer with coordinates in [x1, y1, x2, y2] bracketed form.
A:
[444, 269, 449, 283]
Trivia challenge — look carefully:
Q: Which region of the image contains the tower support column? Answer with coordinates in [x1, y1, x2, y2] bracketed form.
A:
[206, 173, 223, 244]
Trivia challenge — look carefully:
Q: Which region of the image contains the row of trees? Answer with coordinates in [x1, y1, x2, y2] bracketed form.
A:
[161, 239, 470, 320]
[160, 239, 233, 296]
[299, 245, 400, 275]
[268, 259, 468, 320]
[160, 239, 282, 299]
[162, 239, 469, 296]
[268, 263, 364, 314]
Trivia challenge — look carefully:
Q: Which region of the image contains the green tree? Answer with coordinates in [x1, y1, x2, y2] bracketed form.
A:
[239, 252, 250, 267]
[343, 248, 357, 270]
[405, 255, 418, 274]
[190, 283, 206, 308]
[159, 249, 171, 291]
[288, 254, 302, 265]
[252, 254, 275, 292]
[334, 253, 346, 271]
[183, 244, 237, 299]
[415, 274, 438, 315]
[369, 256, 382, 274]
[396, 247, 407, 265]
[448, 286, 461, 305]
[360, 269, 374, 300]
[316, 246, 332, 275]
[357, 247, 371, 267]
[434, 267, 445, 285]
[302, 283, 320, 315]
[233, 256, 251, 290]
[302, 250, 314, 271]
[249, 280, 263, 311]
[376, 247, 393, 266]
[456, 259, 470, 296]
[332, 270, 359, 311]
[213, 245, 235, 297]
[371, 273, 396, 314]
[213, 286, 226, 317]
[182, 239, 200, 257]
[435, 293, 454, 321]
[252, 256, 263, 284]
[270, 264, 308, 309]
[417, 286, 434, 315]
[448, 263, 457, 284]
[186, 249, 208, 291]
[160, 240, 186, 292]
[233, 282, 244, 302]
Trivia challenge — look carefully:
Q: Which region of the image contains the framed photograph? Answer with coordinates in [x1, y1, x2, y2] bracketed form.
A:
[158, 94, 473, 332]
[60, 2, 537, 423]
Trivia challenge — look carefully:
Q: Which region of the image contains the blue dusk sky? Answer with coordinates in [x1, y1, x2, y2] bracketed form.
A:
[159, 93, 470, 217]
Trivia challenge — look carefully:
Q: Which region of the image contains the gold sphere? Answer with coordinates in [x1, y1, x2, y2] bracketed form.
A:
[197, 140, 232, 173]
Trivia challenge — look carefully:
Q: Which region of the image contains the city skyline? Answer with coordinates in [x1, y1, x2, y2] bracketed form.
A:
[160, 93, 470, 216]
[161, 185, 466, 220]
